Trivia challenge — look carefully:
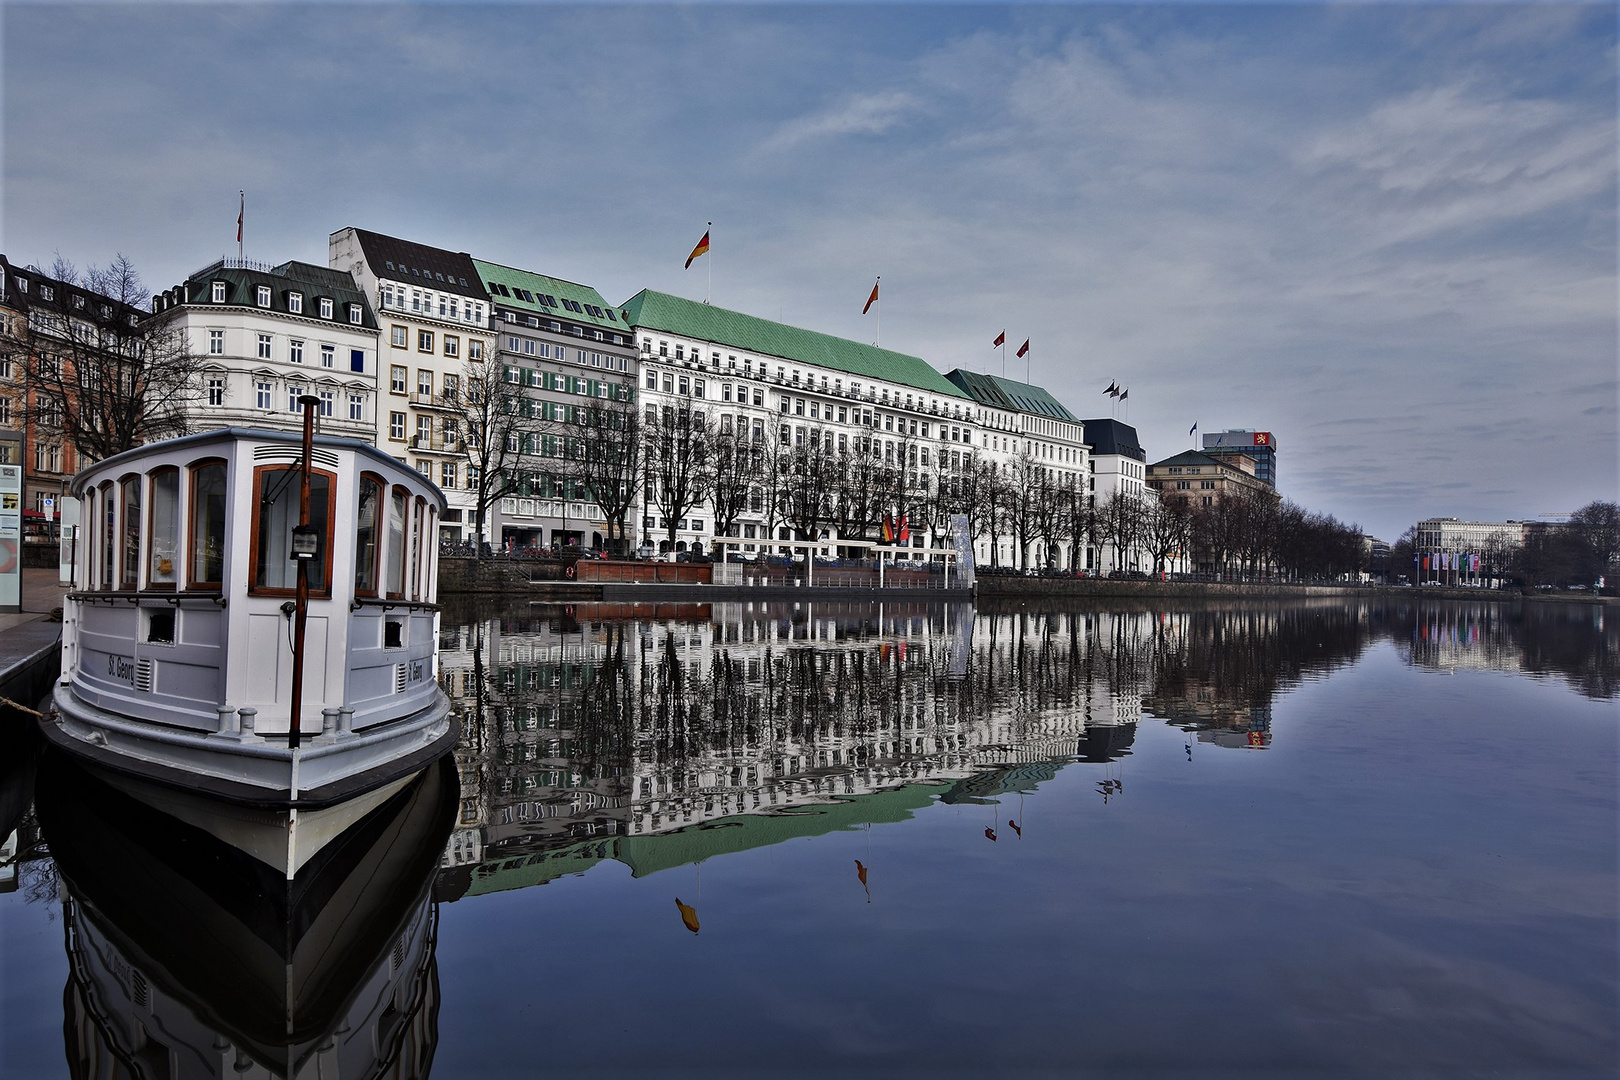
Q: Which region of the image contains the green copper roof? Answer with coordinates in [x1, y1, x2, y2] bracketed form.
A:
[944, 370, 1079, 422]
[473, 258, 626, 334]
[620, 289, 969, 400]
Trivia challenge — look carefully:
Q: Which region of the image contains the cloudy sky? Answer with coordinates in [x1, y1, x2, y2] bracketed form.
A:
[2, 3, 1613, 541]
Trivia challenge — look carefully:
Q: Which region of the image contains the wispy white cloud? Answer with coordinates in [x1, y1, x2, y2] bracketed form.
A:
[1, 4, 1613, 541]
[760, 90, 923, 152]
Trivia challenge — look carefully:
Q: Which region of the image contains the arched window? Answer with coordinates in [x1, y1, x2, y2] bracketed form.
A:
[119, 475, 142, 590]
[409, 496, 425, 600]
[148, 468, 179, 589]
[188, 460, 228, 589]
[354, 473, 385, 597]
[249, 464, 334, 595]
[100, 481, 116, 591]
[385, 487, 407, 599]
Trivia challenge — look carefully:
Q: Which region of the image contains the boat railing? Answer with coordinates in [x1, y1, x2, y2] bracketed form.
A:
[66, 590, 227, 607]
[349, 597, 440, 613]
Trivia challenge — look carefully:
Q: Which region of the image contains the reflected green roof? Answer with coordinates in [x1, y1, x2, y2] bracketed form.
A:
[620, 289, 969, 400]
[472, 258, 625, 333]
[613, 783, 944, 878]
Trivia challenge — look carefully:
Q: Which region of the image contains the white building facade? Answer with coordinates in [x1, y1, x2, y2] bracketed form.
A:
[620, 290, 983, 560]
[329, 227, 495, 543]
[149, 258, 380, 443]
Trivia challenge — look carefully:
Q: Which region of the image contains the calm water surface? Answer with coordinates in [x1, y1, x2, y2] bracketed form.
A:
[2, 598, 1615, 1078]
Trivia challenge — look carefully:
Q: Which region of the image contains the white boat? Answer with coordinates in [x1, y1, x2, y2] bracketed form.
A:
[46, 424, 457, 847]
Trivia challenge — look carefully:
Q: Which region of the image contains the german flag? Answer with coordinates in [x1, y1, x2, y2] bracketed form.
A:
[685, 228, 710, 269]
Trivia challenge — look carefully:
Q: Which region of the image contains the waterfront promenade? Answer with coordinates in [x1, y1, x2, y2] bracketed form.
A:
[0, 568, 69, 712]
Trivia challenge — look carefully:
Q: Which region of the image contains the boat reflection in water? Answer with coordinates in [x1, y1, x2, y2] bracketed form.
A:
[36, 751, 457, 1080]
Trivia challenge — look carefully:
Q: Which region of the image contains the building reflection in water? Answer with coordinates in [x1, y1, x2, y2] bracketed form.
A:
[34, 752, 457, 1080]
[434, 596, 1617, 902]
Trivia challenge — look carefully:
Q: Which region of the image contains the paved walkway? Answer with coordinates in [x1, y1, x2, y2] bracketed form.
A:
[1, 566, 69, 632]
[0, 568, 68, 698]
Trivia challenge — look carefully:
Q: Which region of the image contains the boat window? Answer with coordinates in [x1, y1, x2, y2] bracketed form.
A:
[189, 461, 228, 589]
[250, 465, 333, 595]
[148, 468, 179, 589]
[120, 475, 142, 590]
[409, 496, 424, 600]
[355, 473, 384, 596]
[147, 608, 175, 645]
[386, 487, 407, 598]
[101, 481, 116, 591]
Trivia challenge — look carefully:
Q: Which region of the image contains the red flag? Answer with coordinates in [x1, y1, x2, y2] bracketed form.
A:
[1016, 339, 1029, 358]
[684, 228, 710, 269]
[236, 191, 244, 243]
[898, 514, 910, 543]
[863, 277, 880, 315]
[993, 331, 1005, 348]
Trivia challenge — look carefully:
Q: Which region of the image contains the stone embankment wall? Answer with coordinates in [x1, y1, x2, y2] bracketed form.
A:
[438, 557, 598, 598]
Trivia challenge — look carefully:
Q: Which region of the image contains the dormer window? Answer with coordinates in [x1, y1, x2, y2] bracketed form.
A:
[319, 297, 333, 319]
[211, 281, 226, 303]
[288, 292, 303, 314]
[40, 285, 54, 301]
[347, 303, 362, 324]
[72, 295, 85, 310]
[255, 285, 271, 307]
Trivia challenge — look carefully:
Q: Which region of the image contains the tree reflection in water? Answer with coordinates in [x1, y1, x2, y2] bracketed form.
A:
[433, 596, 1615, 899]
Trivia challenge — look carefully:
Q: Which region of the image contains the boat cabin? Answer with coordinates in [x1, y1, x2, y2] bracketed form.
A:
[52, 427, 453, 806]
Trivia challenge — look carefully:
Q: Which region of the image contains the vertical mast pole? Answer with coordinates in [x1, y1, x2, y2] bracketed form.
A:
[289, 395, 318, 751]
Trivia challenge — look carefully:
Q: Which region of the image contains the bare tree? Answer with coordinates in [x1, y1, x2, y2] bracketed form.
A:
[1141, 490, 1194, 576]
[553, 388, 643, 555]
[707, 421, 754, 562]
[21, 254, 204, 461]
[833, 434, 886, 554]
[778, 432, 838, 543]
[644, 403, 712, 553]
[453, 359, 542, 553]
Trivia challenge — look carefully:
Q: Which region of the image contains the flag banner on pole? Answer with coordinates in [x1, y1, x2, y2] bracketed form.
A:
[684, 229, 710, 269]
[881, 514, 894, 543]
[237, 191, 244, 243]
[1189, 422, 1198, 437]
[1105, 381, 1117, 395]
[993, 331, 1005, 348]
[898, 514, 910, 543]
[1120, 388, 1128, 401]
[1016, 339, 1030, 358]
[863, 278, 880, 315]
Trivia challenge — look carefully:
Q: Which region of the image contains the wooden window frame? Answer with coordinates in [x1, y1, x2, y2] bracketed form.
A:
[99, 481, 117, 592]
[385, 485, 409, 600]
[119, 473, 143, 591]
[246, 463, 337, 599]
[354, 471, 387, 598]
[146, 466, 180, 591]
[187, 458, 229, 591]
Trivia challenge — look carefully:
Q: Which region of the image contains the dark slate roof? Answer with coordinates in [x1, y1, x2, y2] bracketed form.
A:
[0, 254, 146, 329]
[944, 370, 1079, 422]
[1079, 418, 1145, 462]
[162, 258, 377, 329]
[347, 228, 487, 301]
[620, 289, 969, 399]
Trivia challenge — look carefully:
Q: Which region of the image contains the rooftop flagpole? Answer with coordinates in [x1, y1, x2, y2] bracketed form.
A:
[237, 191, 244, 262]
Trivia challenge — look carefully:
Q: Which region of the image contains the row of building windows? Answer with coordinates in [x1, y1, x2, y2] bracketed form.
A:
[389, 324, 484, 360]
[212, 280, 358, 324]
[206, 329, 366, 373]
[379, 283, 485, 327]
